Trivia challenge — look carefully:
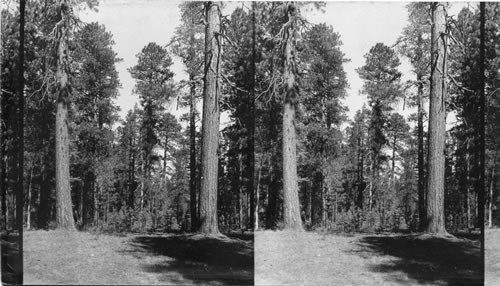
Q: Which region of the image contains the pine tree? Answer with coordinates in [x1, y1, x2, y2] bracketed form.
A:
[281, 3, 303, 231]
[199, 1, 222, 234]
[54, 0, 76, 231]
[426, 2, 447, 234]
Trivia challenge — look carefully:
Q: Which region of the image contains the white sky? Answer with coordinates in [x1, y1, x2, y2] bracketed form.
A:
[79, 1, 468, 126]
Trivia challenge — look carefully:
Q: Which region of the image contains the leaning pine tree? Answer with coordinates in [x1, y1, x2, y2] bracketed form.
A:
[54, 0, 76, 230]
[199, 1, 222, 234]
[426, 2, 447, 234]
[281, 3, 303, 231]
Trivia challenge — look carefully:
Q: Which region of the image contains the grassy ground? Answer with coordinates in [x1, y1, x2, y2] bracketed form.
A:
[486, 228, 500, 286]
[255, 230, 481, 286]
[24, 230, 253, 285]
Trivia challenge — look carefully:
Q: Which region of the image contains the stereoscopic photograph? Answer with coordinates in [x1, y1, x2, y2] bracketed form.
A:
[1, 1, 499, 285]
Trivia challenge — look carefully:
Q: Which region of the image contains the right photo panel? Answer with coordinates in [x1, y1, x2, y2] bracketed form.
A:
[253, 2, 497, 285]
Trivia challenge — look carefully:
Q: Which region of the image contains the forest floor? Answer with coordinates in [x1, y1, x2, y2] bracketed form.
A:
[486, 228, 500, 286]
[255, 230, 481, 286]
[24, 230, 253, 285]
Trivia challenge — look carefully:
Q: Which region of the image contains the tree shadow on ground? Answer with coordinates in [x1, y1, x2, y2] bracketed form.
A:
[126, 233, 253, 285]
[348, 234, 482, 286]
[1, 231, 22, 285]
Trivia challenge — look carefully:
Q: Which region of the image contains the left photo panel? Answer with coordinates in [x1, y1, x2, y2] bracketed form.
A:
[1, 1, 255, 285]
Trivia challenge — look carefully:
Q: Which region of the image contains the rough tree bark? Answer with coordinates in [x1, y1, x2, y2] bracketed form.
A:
[426, 2, 447, 234]
[282, 3, 303, 231]
[55, 0, 76, 231]
[199, 1, 221, 234]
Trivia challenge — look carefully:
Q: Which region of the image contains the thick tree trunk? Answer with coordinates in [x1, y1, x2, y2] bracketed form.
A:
[426, 2, 447, 234]
[55, 0, 75, 231]
[199, 1, 221, 234]
[189, 80, 197, 231]
[282, 4, 303, 231]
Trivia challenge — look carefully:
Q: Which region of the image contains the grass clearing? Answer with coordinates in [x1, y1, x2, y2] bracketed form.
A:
[255, 230, 481, 286]
[24, 230, 253, 285]
[486, 228, 500, 286]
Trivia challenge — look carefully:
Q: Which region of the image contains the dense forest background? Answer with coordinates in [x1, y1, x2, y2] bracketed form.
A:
[1, 1, 499, 236]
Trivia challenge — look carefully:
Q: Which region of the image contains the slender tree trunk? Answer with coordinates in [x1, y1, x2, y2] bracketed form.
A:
[282, 4, 303, 231]
[479, 1, 486, 268]
[17, 0, 26, 244]
[467, 183, 472, 229]
[189, 80, 197, 231]
[369, 181, 373, 211]
[306, 182, 311, 225]
[426, 2, 447, 234]
[0, 116, 5, 229]
[26, 167, 33, 230]
[79, 175, 83, 226]
[93, 178, 99, 227]
[238, 153, 243, 229]
[163, 134, 168, 173]
[140, 179, 144, 211]
[489, 165, 495, 228]
[334, 189, 338, 226]
[0, 0, 4, 231]
[417, 78, 426, 231]
[255, 164, 261, 230]
[392, 135, 396, 180]
[266, 159, 278, 228]
[105, 189, 109, 223]
[466, 139, 473, 229]
[357, 129, 364, 209]
[38, 148, 49, 229]
[248, 2, 257, 231]
[55, 0, 75, 231]
[199, 1, 221, 234]
[320, 174, 326, 225]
